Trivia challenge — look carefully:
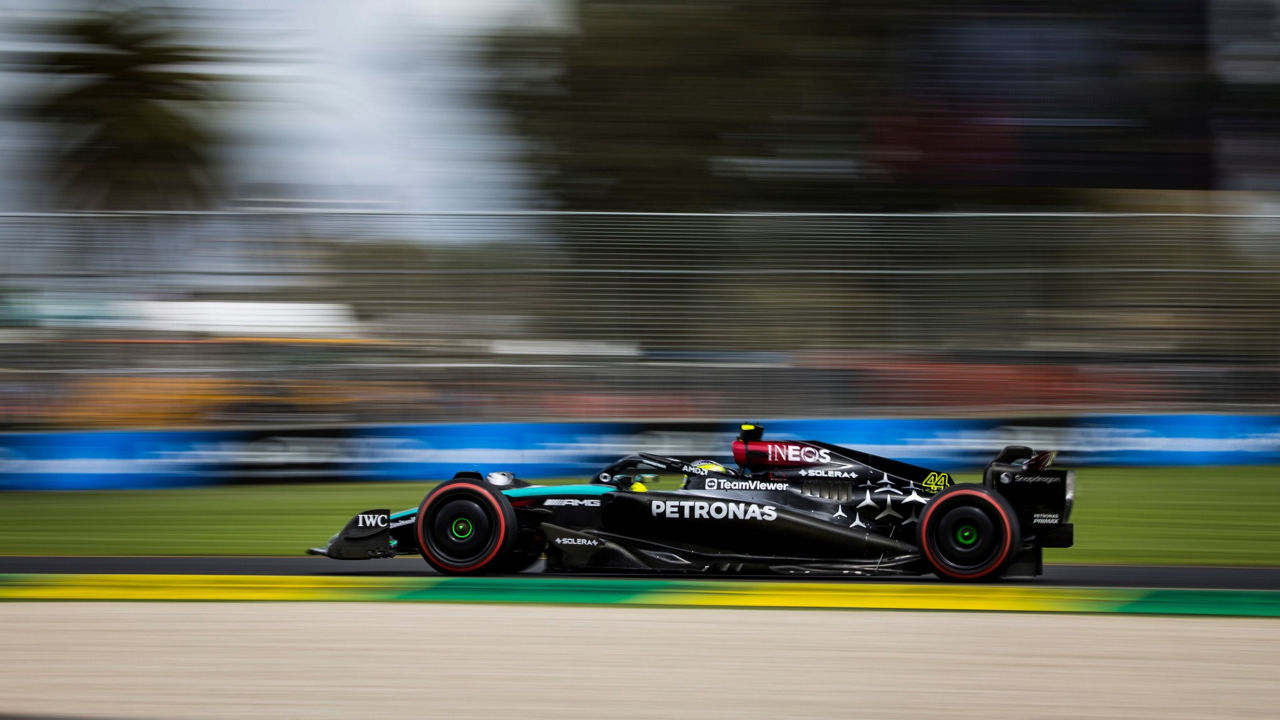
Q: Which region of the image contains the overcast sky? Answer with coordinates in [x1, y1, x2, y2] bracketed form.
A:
[0, 0, 565, 211]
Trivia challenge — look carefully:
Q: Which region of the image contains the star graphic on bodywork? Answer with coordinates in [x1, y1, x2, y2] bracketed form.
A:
[875, 496, 902, 520]
[876, 472, 903, 494]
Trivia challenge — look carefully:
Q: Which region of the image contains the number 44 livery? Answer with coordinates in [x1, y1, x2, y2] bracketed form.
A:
[308, 424, 1075, 581]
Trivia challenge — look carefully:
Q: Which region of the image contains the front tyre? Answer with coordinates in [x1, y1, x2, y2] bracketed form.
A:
[918, 484, 1021, 582]
[416, 479, 517, 575]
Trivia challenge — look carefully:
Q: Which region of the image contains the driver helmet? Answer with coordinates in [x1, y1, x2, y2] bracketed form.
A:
[686, 459, 728, 477]
[681, 459, 731, 489]
[485, 471, 516, 487]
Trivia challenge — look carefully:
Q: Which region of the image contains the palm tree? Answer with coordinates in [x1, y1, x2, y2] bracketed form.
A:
[21, 5, 226, 209]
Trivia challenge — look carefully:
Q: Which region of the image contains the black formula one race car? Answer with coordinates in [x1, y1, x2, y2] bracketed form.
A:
[308, 424, 1075, 581]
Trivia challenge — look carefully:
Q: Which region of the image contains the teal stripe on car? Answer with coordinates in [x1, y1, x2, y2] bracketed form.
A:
[504, 484, 614, 498]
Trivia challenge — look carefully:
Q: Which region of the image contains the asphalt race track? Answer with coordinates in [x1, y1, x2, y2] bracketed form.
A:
[1, 555, 1277, 589]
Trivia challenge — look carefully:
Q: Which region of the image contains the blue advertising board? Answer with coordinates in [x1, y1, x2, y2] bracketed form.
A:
[2, 414, 1279, 490]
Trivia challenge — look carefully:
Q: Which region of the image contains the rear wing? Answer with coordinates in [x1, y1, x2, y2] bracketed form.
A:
[983, 446, 1074, 548]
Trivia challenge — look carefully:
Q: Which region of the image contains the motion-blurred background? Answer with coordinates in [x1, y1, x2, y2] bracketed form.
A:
[2, 0, 1280, 501]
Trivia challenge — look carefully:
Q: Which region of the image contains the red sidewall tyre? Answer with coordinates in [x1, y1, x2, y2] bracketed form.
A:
[416, 479, 517, 575]
[918, 485, 1021, 582]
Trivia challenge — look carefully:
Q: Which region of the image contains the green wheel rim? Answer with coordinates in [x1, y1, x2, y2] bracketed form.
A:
[956, 524, 978, 546]
[450, 517, 474, 540]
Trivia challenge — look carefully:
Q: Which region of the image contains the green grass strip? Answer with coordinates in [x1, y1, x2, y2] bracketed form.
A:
[1, 574, 1277, 617]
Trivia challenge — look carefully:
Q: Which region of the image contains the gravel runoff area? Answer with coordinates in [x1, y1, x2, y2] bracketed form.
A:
[1, 603, 1278, 719]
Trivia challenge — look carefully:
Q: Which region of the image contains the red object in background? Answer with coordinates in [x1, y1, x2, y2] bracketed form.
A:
[866, 98, 1015, 185]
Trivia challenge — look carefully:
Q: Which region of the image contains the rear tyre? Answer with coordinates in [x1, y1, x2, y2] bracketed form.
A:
[918, 484, 1021, 582]
[416, 479, 517, 575]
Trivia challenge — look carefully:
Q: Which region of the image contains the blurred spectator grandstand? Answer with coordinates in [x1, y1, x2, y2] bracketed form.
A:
[1, 211, 1279, 428]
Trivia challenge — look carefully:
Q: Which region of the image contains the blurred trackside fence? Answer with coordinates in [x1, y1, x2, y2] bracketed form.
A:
[1, 211, 1279, 428]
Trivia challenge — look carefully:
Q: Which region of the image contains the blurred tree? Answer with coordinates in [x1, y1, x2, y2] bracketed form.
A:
[484, 0, 909, 214]
[19, 4, 227, 209]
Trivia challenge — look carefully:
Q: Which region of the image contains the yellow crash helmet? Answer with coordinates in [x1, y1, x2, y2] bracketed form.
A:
[686, 460, 727, 479]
